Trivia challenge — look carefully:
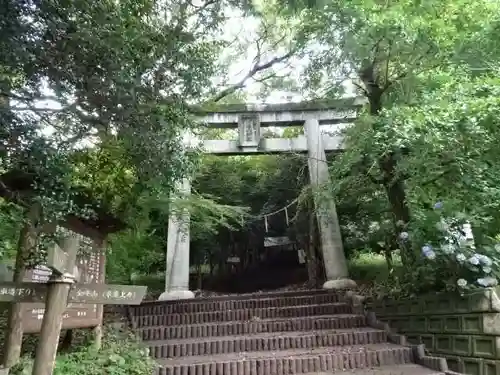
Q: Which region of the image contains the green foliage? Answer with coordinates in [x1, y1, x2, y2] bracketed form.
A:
[0, 199, 23, 261]
[348, 251, 402, 284]
[252, 0, 500, 295]
[193, 153, 306, 227]
[0, 0, 268, 270]
[106, 224, 165, 283]
[10, 329, 155, 375]
[396, 73, 500, 230]
[172, 193, 249, 240]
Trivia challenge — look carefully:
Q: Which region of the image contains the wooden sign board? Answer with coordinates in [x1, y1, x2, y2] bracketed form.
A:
[22, 232, 105, 333]
[69, 284, 146, 305]
[264, 236, 294, 248]
[0, 283, 146, 306]
[226, 256, 240, 264]
[0, 282, 47, 303]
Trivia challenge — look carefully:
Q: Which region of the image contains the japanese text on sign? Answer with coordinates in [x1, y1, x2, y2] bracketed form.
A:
[74, 288, 135, 300]
[69, 284, 146, 305]
[0, 282, 47, 303]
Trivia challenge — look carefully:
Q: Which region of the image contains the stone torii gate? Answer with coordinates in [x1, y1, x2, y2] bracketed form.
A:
[159, 97, 365, 301]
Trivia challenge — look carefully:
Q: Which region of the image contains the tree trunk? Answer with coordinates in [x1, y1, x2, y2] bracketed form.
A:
[313, 216, 325, 286]
[208, 252, 214, 276]
[380, 154, 414, 265]
[3, 204, 40, 367]
[383, 238, 394, 277]
[305, 211, 319, 288]
[366, 82, 414, 266]
[197, 264, 202, 290]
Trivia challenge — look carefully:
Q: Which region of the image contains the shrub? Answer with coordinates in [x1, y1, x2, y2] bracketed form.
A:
[396, 202, 500, 295]
[10, 328, 155, 375]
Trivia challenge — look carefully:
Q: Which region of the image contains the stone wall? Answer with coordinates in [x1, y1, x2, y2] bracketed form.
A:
[367, 288, 500, 375]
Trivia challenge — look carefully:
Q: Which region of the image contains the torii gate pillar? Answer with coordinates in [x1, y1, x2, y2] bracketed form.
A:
[304, 118, 356, 290]
[158, 178, 195, 301]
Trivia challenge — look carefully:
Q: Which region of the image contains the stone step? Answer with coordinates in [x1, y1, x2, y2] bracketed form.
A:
[147, 328, 387, 358]
[310, 364, 444, 375]
[133, 292, 342, 316]
[138, 314, 366, 341]
[155, 343, 414, 375]
[133, 303, 352, 327]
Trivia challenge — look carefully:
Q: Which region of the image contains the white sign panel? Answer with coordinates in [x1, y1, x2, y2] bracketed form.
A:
[264, 236, 294, 248]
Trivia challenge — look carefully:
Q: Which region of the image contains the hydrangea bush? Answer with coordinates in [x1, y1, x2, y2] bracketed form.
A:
[398, 202, 500, 294]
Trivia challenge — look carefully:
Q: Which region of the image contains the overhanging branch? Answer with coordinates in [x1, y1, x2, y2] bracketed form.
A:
[419, 159, 458, 186]
[211, 50, 295, 103]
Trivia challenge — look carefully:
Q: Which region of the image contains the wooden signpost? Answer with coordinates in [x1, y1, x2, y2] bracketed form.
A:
[23, 233, 105, 334]
[0, 236, 147, 375]
[0, 280, 146, 305]
[32, 236, 80, 375]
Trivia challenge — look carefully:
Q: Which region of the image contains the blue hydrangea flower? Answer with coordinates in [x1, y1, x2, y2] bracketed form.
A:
[434, 201, 443, 210]
[441, 244, 455, 254]
[477, 276, 498, 287]
[422, 244, 432, 252]
[468, 255, 480, 266]
[421, 244, 432, 254]
[399, 231, 409, 240]
[422, 245, 435, 259]
[477, 254, 493, 267]
[424, 250, 436, 260]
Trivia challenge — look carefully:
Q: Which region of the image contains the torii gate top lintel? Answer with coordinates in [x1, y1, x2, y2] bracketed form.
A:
[197, 96, 365, 115]
[193, 96, 366, 155]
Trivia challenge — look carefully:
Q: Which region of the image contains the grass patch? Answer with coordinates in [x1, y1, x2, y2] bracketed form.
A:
[129, 273, 165, 297]
[348, 251, 402, 284]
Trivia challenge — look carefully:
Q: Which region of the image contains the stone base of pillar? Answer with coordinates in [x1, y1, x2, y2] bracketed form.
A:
[158, 290, 195, 301]
[323, 279, 357, 290]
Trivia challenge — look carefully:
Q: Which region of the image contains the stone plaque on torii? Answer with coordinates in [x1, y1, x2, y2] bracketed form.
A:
[238, 114, 260, 149]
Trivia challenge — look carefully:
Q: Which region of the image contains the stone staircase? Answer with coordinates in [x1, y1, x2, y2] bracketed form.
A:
[129, 289, 459, 375]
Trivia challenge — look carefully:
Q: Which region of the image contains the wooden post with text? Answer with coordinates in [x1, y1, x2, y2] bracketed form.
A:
[31, 236, 80, 375]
